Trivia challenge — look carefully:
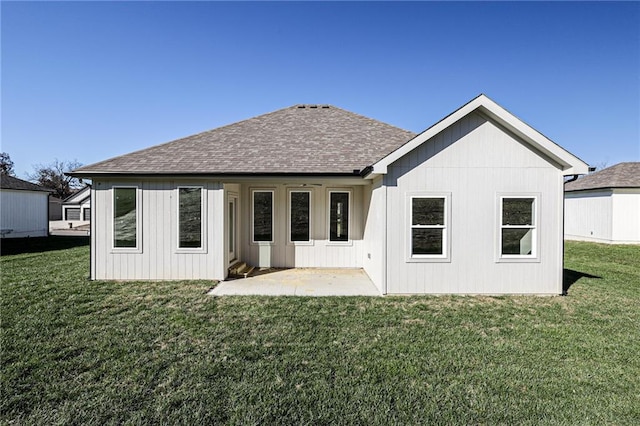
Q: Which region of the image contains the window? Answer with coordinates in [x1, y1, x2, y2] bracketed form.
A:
[410, 196, 446, 257]
[500, 197, 536, 257]
[83, 208, 91, 221]
[178, 187, 202, 249]
[329, 191, 349, 242]
[253, 190, 273, 243]
[113, 187, 137, 248]
[289, 190, 311, 242]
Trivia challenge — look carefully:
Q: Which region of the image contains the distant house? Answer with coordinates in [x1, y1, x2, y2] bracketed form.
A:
[62, 186, 91, 223]
[565, 162, 640, 244]
[49, 196, 63, 220]
[71, 94, 589, 295]
[1, 175, 51, 238]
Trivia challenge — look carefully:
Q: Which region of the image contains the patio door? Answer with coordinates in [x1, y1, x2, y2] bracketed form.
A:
[228, 195, 238, 263]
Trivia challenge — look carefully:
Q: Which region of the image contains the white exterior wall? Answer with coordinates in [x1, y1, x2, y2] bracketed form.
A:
[566, 189, 640, 244]
[0, 190, 49, 238]
[239, 183, 365, 269]
[564, 190, 613, 243]
[362, 177, 386, 293]
[612, 190, 640, 243]
[91, 179, 225, 280]
[384, 112, 564, 295]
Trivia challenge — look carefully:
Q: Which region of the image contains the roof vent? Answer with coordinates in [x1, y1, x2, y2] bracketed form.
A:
[297, 104, 330, 109]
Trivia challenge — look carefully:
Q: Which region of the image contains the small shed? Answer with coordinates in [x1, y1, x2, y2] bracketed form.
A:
[565, 162, 640, 244]
[0, 175, 51, 238]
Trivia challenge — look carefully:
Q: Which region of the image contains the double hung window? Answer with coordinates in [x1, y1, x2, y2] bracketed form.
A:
[410, 196, 448, 258]
[500, 196, 537, 258]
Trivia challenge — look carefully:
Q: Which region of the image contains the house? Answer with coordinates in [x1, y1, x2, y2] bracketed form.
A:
[71, 94, 589, 295]
[49, 196, 63, 220]
[565, 162, 639, 244]
[62, 185, 91, 224]
[1, 174, 51, 238]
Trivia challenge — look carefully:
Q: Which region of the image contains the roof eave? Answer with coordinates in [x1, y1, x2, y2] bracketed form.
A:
[68, 171, 366, 179]
[370, 94, 590, 176]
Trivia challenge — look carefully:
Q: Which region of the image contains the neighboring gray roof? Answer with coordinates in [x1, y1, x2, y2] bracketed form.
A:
[0, 174, 51, 192]
[565, 162, 640, 191]
[73, 105, 416, 176]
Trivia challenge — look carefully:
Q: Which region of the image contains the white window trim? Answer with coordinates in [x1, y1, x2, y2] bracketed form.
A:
[327, 189, 352, 245]
[176, 186, 207, 253]
[405, 192, 451, 263]
[111, 185, 142, 253]
[288, 189, 313, 245]
[251, 189, 275, 245]
[496, 193, 540, 263]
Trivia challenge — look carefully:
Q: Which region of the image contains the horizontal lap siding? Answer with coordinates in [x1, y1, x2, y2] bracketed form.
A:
[92, 180, 224, 280]
[386, 112, 563, 294]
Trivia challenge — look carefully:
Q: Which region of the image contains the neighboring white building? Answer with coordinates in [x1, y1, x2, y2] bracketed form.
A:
[62, 185, 91, 225]
[565, 162, 640, 244]
[1, 175, 51, 238]
[71, 95, 589, 295]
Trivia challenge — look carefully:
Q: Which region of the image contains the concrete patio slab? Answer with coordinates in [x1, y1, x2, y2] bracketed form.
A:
[208, 268, 381, 296]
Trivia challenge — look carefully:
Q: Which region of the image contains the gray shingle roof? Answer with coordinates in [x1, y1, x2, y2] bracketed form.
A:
[0, 174, 51, 192]
[565, 162, 640, 191]
[73, 105, 416, 176]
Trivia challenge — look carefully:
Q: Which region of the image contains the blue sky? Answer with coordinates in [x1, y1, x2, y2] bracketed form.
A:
[2, 1, 639, 178]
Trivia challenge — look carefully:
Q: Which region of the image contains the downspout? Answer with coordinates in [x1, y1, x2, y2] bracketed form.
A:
[383, 180, 388, 295]
[89, 184, 94, 280]
[564, 175, 579, 184]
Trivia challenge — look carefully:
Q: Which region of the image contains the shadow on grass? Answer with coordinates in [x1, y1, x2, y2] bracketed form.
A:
[1, 236, 89, 256]
[563, 268, 601, 295]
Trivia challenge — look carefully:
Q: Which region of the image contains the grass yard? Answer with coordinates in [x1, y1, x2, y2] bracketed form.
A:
[1, 238, 639, 424]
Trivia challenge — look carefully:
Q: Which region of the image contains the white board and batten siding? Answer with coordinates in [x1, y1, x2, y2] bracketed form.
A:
[565, 189, 640, 244]
[239, 183, 365, 269]
[0, 189, 49, 238]
[91, 180, 225, 280]
[383, 112, 565, 295]
[362, 177, 386, 294]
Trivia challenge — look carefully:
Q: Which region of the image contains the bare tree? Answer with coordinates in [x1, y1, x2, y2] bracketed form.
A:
[590, 160, 609, 173]
[28, 159, 84, 199]
[0, 152, 15, 176]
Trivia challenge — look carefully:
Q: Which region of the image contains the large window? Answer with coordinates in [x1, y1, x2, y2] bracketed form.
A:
[178, 187, 202, 249]
[500, 197, 536, 257]
[113, 187, 137, 248]
[329, 191, 349, 242]
[410, 196, 446, 257]
[253, 190, 273, 243]
[289, 191, 311, 242]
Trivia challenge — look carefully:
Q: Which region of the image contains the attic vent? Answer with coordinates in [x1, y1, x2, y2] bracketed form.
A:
[297, 104, 330, 109]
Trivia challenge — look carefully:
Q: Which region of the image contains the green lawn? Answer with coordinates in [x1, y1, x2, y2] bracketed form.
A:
[1, 238, 639, 424]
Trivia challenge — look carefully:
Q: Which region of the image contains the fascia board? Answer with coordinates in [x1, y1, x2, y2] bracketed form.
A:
[372, 96, 484, 174]
[371, 94, 590, 176]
